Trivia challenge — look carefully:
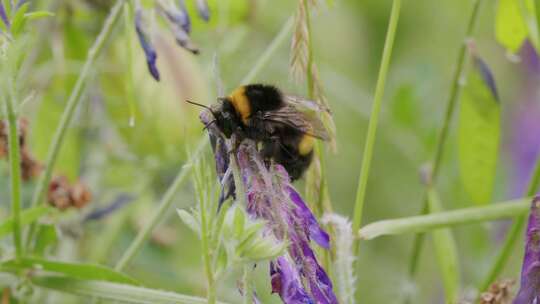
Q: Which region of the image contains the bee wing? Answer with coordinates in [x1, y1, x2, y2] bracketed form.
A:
[263, 104, 330, 141]
[282, 94, 331, 113]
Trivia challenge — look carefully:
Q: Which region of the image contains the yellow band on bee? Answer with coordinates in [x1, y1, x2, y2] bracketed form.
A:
[298, 134, 315, 155]
[229, 86, 251, 125]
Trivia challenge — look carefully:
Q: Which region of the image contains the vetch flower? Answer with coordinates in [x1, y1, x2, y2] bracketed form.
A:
[135, 7, 160, 81]
[0, 2, 9, 29]
[514, 196, 540, 303]
[200, 109, 337, 304]
[135, 0, 208, 80]
[195, 0, 209, 21]
[237, 142, 338, 304]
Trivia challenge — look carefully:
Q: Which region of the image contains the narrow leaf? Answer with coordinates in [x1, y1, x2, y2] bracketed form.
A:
[31, 275, 231, 304]
[495, 0, 528, 52]
[23, 11, 54, 20]
[9, 2, 28, 36]
[1, 257, 138, 285]
[427, 188, 460, 303]
[0, 206, 54, 239]
[358, 198, 530, 240]
[458, 55, 500, 205]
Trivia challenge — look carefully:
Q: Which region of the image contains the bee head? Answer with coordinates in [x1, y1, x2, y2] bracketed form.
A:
[212, 98, 236, 138]
[184, 99, 236, 138]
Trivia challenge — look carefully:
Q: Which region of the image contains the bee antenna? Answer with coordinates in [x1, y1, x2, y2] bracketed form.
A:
[185, 100, 212, 110]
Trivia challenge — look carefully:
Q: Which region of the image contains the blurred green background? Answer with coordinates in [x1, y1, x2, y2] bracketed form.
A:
[0, 0, 536, 302]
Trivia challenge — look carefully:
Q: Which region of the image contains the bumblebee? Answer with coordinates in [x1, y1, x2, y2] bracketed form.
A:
[188, 84, 330, 180]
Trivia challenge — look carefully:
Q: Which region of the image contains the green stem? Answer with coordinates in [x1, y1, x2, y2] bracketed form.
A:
[115, 139, 205, 271]
[303, 0, 315, 98]
[351, 0, 401, 247]
[242, 265, 252, 304]
[26, 0, 125, 247]
[405, 0, 484, 292]
[114, 12, 292, 272]
[4, 80, 23, 261]
[478, 156, 540, 292]
[358, 197, 530, 240]
[198, 172, 216, 304]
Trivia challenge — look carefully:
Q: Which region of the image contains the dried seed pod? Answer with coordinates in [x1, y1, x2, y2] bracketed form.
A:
[20, 149, 43, 181]
[479, 279, 514, 304]
[48, 176, 73, 210]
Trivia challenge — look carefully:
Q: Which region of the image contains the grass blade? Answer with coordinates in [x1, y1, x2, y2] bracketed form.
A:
[359, 197, 530, 240]
[31, 275, 231, 304]
[1, 257, 138, 285]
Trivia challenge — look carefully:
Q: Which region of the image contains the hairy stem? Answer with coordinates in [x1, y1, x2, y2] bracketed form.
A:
[405, 0, 484, 294]
[242, 265, 252, 304]
[26, 0, 125, 248]
[4, 80, 23, 261]
[351, 0, 401, 249]
[478, 156, 540, 292]
[198, 171, 216, 304]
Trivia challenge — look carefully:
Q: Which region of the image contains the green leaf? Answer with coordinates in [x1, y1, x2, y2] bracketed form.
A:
[458, 56, 500, 205]
[495, 0, 528, 52]
[10, 2, 28, 37]
[427, 188, 460, 303]
[358, 197, 529, 240]
[176, 209, 201, 236]
[0, 206, 54, 239]
[33, 224, 58, 256]
[23, 11, 54, 20]
[1, 257, 138, 285]
[31, 275, 231, 304]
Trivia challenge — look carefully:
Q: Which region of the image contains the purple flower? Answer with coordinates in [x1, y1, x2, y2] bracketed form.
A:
[195, 0, 210, 22]
[135, 8, 160, 81]
[509, 42, 540, 197]
[236, 142, 337, 304]
[0, 2, 10, 29]
[134, 0, 209, 80]
[270, 257, 313, 304]
[514, 196, 540, 304]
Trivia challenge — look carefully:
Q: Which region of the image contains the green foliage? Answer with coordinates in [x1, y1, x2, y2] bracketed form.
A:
[458, 55, 500, 205]
[1, 257, 139, 285]
[427, 188, 460, 304]
[30, 275, 231, 304]
[358, 198, 530, 240]
[496, 0, 528, 52]
[0, 206, 54, 239]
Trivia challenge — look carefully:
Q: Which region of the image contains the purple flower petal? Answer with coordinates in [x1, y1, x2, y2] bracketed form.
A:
[270, 257, 314, 304]
[514, 196, 540, 303]
[135, 8, 160, 81]
[0, 3, 10, 29]
[287, 186, 330, 249]
[196, 0, 210, 22]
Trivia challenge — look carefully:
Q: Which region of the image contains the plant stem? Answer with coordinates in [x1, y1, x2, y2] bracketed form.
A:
[358, 197, 530, 240]
[405, 0, 484, 291]
[26, 0, 125, 248]
[242, 264, 252, 304]
[478, 156, 540, 292]
[115, 139, 205, 271]
[198, 170, 216, 304]
[351, 0, 401, 249]
[3, 80, 23, 261]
